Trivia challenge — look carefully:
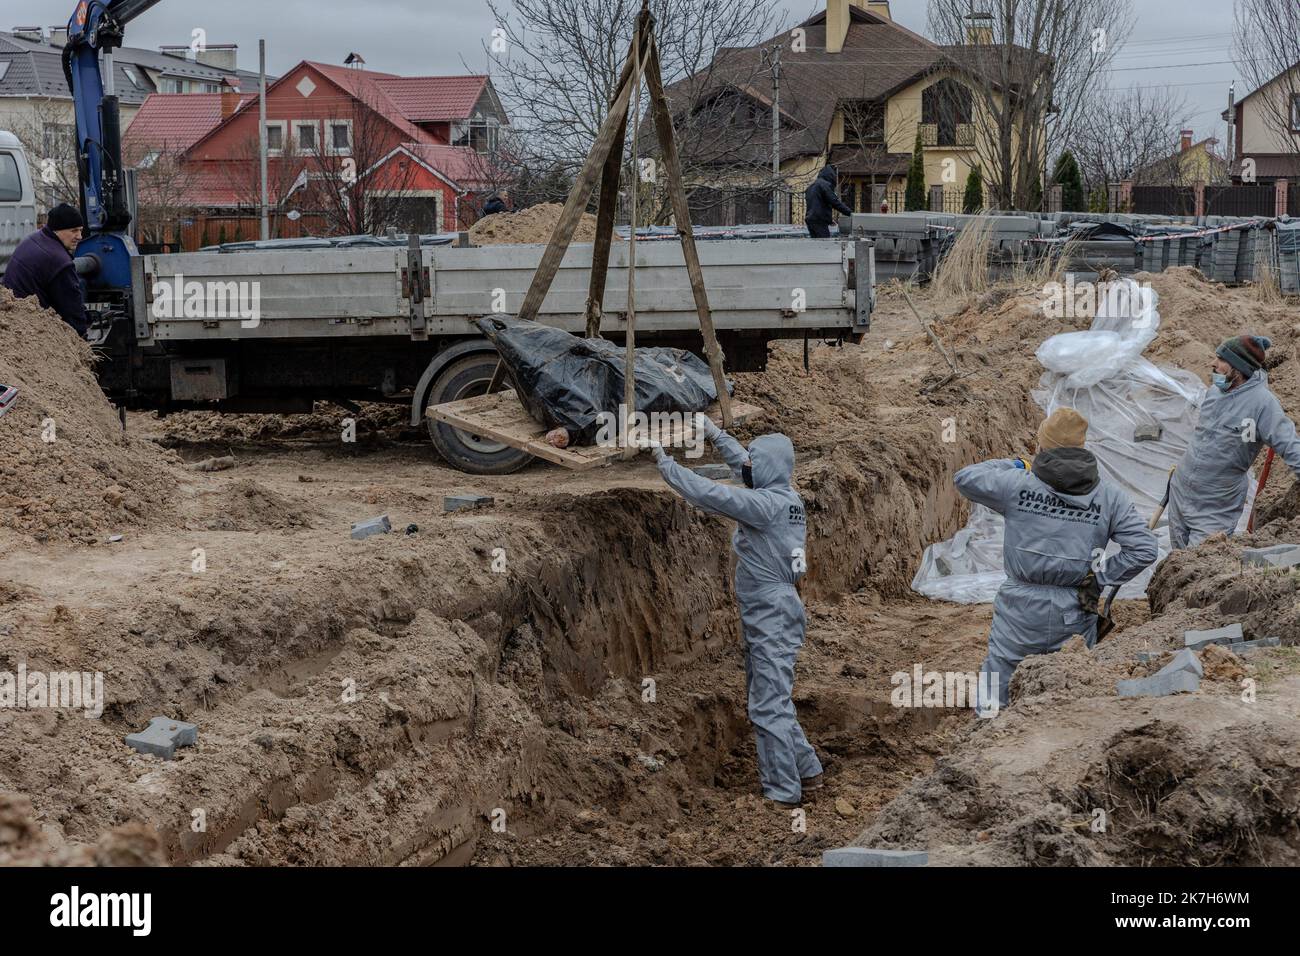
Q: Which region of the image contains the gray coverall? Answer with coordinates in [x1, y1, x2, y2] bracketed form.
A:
[1168, 370, 1300, 549]
[657, 431, 822, 804]
[955, 449, 1158, 713]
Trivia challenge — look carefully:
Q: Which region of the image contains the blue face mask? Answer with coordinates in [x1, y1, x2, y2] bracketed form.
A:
[1212, 372, 1231, 393]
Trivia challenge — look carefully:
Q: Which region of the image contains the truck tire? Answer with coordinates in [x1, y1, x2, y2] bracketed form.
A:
[426, 353, 534, 474]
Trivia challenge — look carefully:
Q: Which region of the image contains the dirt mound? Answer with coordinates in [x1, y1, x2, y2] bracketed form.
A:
[197, 478, 320, 531]
[469, 203, 604, 245]
[0, 288, 180, 543]
[149, 401, 409, 446]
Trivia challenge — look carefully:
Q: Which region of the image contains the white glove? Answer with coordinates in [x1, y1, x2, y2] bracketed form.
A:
[699, 415, 723, 441]
[645, 439, 669, 463]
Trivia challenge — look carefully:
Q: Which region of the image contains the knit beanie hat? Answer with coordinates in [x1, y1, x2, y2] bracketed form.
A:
[46, 204, 84, 231]
[1217, 335, 1270, 376]
[1037, 408, 1089, 450]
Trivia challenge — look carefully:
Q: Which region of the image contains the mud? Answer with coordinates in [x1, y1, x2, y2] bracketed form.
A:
[468, 203, 604, 246]
[2, 268, 1299, 866]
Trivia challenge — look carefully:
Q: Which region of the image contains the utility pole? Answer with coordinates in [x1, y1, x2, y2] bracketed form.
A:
[1226, 81, 1236, 184]
[771, 43, 782, 224]
[259, 39, 269, 240]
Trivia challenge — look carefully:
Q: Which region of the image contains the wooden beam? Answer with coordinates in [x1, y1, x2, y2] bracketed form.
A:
[644, 35, 733, 425]
[518, 18, 651, 325]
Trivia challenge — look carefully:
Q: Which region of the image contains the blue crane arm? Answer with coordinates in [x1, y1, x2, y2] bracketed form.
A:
[62, 0, 164, 232]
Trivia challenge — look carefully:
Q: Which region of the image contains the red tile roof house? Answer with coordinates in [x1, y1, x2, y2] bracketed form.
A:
[123, 60, 509, 247]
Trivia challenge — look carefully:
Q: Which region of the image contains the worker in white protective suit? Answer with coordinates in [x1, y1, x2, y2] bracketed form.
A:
[651, 420, 822, 808]
[954, 408, 1157, 715]
[1168, 335, 1300, 549]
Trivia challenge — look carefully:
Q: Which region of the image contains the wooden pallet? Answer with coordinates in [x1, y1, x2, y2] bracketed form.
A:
[427, 390, 761, 470]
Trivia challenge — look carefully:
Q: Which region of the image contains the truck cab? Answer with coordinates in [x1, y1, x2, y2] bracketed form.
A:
[0, 131, 38, 274]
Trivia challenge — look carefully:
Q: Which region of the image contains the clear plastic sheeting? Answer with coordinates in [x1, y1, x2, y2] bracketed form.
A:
[912, 277, 1255, 604]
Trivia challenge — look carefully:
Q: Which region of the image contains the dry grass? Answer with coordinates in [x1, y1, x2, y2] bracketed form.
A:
[932, 214, 994, 300]
[1253, 255, 1283, 305]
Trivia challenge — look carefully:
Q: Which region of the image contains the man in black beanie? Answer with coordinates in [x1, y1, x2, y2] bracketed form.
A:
[1167, 334, 1300, 548]
[1, 203, 90, 336]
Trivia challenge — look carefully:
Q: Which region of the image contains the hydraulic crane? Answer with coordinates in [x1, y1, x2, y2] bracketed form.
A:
[61, 0, 164, 298]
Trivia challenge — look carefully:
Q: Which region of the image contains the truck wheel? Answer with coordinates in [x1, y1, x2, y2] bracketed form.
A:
[426, 354, 534, 474]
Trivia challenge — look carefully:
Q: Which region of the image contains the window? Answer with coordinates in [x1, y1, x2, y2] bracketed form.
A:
[294, 120, 318, 152]
[326, 120, 352, 156]
[122, 66, 141, 88]
[0, 61, 11, 84]
[265, 121, 286, 155]
[842, 101, 885, 145]
[922, 79, 974, 147]
[0, 153, 22, 202]
[137, 150, 160, 169]
[42, 123, 75, 159]
[1292, 95, 1300, 132]
[452, 113, 500, 153]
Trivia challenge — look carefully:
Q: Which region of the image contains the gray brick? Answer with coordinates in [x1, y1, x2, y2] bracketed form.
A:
[125, 716, 198, 760]
[350, 514, 391, 539]
[1224, 637, 1282, 655]
[1117, 648, 1203, 698]
[1184, 624, 1243, 649]
[444, 495, 494, 513]
[1241, 545, 1300, 569]
[822, 847, 928, 867]
[691, 464, 733, 480]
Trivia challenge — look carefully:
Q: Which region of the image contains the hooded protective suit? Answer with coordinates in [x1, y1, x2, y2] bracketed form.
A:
[1168, 370, 1300, 549]
[955, 448, 1157, 713]
[656, 429, 821, 804]
[804, 165, 853, 238]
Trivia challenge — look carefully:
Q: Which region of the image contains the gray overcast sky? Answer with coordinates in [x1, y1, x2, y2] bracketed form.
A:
[21, 0, 1236, 139]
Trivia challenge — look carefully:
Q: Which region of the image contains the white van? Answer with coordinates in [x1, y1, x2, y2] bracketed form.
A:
[0, 131, 38, 274]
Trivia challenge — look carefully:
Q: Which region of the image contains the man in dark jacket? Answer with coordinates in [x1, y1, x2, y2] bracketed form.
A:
[483, 193, 507, 216]
[2, 204, 90, 336]
[803, 165, 853, 238]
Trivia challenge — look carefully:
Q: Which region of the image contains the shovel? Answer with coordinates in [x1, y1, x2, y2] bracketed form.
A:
[1094, 466, 1175, 643]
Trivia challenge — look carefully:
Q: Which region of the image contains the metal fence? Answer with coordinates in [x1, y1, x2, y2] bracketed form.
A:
[1130, 186, 1197, 216]
[1205, 184, 1276, 218]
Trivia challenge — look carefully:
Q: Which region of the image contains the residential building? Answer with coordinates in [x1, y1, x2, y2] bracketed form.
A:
[123, 59, 508, 245]
[1225, 66, 1300, 184]
[660, 0, 1048, 223]
[0, 25, 255, 213]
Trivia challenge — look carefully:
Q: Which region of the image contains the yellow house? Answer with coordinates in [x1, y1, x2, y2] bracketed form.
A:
[1134, 130, 1228, 186]
[660, 0, 1047, 222]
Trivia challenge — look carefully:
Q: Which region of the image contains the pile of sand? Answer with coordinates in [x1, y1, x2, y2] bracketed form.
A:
[0, 288, 179, 542]
[469, 203, 604, 245]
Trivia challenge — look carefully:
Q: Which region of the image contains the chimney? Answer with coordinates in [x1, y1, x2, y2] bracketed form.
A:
[1180, 129, 1194, 152]
[196, 44, 237, 72]
[221, 90, 241, 120]
[47, 25, 68, 46]
[865, 1, 891, 20]
[11, 26, 43, 43]
[965, 12, 994, 44]
[826, 0, 850, 55]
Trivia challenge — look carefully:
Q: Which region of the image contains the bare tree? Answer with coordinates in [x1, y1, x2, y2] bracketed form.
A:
[837, 84, 923, 212]
[1233, 0, 1300, 169]
[484, 0, 787, 222]
[928, 0, 1134, 210]
[122, 139, 194, 248]
[305, 90, 424, 236]
[5, 97, 80, 214]
[1070, 85, 1189, 195]
[221, 133, 308, 238]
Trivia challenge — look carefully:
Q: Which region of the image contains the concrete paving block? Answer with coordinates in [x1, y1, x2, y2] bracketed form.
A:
[444, 495, 494, 513]
[1184, 623, 1243, 650]
[1224, 637, 1282, 655]
[1117, 669, 1201, 698]
[350, 514, 391, 539]
[691, 464, 733, 480]
[822, 847, 928, 868]
[125, 716, 198, 760]
[1117, 648, 1203, 698]
[1241, 545, 1300, 569]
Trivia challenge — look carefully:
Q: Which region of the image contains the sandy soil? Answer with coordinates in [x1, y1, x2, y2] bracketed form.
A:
[1, 267, 1297, 866]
